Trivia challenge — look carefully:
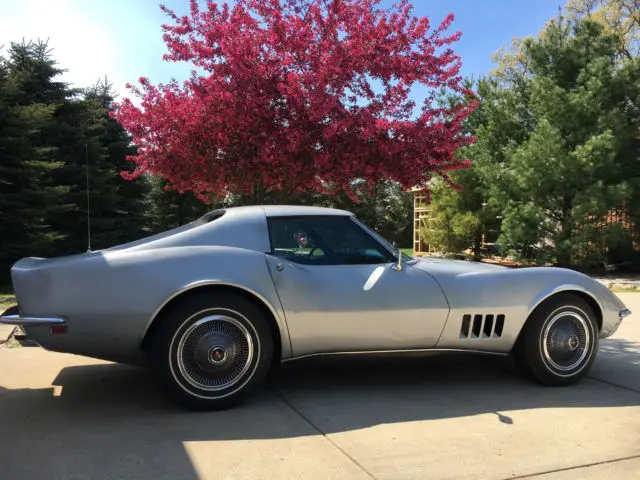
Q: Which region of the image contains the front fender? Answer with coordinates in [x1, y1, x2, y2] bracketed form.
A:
[529, 283, 602, 320]
[526, 269, 628, 339]
[431, 266, 628, 352]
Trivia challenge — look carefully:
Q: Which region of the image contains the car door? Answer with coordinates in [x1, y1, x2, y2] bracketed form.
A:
[263, 214, 450, 357]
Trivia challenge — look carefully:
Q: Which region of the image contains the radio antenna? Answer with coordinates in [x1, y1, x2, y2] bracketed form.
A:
[85, 143, 92, 252]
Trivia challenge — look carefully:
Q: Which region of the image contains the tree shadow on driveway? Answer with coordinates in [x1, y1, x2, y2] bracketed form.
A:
[0, 341, 638, 479]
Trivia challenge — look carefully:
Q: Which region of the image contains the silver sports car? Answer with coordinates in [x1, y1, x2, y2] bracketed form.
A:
[0, 205, 632, 410]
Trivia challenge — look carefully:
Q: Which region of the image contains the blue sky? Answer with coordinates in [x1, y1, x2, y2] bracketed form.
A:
[0, 0, 564, 101]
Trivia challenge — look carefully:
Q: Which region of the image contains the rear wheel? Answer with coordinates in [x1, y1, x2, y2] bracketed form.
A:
[514, 293, 599, 386]
[148, 291, 274, 410]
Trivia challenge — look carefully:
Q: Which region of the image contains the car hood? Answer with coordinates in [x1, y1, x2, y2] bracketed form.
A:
[409, 256, 507, 279]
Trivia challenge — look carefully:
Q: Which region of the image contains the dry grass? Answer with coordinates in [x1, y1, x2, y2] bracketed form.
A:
[0, 295, 16, 313]
[610, 286, 640, 294]
[0, 294, 19, 347]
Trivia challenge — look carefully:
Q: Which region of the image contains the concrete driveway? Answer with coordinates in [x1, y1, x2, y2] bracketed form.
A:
[0, 293, 639, 480]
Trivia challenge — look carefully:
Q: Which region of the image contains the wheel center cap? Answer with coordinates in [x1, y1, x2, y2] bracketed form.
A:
[208, 346, 227, 364]
[567, 335, 579, 351]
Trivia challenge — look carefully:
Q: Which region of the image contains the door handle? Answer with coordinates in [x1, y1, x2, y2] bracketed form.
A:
[276, 263, 284, 272]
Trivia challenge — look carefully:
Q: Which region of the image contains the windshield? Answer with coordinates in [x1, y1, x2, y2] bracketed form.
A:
[351, 216, 414, 261]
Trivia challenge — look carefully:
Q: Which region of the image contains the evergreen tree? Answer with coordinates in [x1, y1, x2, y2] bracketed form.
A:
[327, 181, 414, 247]
[416, 80, 502, 257]
[41, 84, 114, 254]
[147, 176, 211, 233]
[46, 77, 151, 254]
[483, 17, 640, 268]
[84, 78, 151, 247]
[0, 40, 68, 283]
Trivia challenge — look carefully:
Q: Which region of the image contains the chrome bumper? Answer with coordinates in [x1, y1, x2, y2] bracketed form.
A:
[0, 314, 65, 326]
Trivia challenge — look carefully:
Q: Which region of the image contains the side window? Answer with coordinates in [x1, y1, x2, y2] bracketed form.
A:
[267, 216, 395, 265]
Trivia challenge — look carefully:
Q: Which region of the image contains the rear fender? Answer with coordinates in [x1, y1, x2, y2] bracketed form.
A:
[142, 279, 292, 359]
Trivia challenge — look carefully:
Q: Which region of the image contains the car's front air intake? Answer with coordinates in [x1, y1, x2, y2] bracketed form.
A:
[460, 313, 505, 339]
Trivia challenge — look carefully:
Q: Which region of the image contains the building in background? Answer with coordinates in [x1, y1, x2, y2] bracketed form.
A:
[411, 187, 436, 257]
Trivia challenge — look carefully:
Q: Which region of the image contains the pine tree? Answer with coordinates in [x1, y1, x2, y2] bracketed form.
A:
[414, 80, 502, 257]
[147, 176, 211, 234]
[0, 40, 68, 283]
[44, 76, 152, 255]
[483, 17, 640, 268]
[84, 77, 151, 247]
[44, 86, 110, 254]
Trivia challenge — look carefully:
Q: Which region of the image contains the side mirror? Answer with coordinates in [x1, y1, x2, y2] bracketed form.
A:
[392, 241, 403, 271]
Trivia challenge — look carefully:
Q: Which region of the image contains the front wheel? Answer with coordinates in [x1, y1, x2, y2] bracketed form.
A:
[148, 291, 274, 410]
[515, 293, 599, 386]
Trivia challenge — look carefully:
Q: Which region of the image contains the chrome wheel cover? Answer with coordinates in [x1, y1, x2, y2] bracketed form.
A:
[541, 310, 591, 372]
[175, 314, 255, 391]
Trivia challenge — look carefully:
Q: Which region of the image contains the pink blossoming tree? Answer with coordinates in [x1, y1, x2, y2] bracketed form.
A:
[112, 0, 477, 202]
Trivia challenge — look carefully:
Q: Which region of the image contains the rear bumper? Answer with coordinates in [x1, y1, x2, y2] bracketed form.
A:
[0, 310, 65, 326]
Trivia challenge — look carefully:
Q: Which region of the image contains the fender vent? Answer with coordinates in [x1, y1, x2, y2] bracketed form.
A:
[460, 314, 505, 339]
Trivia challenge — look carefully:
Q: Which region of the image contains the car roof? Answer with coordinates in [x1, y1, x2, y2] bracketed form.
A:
[221, 205, 354, 217]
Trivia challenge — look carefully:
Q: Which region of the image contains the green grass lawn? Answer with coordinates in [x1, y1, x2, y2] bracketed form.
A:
[400, 248, 414, 257]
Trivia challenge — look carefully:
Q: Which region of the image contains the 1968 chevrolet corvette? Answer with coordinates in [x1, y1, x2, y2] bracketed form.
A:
[0, 205, 632, 410]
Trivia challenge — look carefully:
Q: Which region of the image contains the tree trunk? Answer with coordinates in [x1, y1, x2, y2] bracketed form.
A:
[472, 228, 483, 261]
[249, 180, 265, 205]
[556, 202, 573, 267]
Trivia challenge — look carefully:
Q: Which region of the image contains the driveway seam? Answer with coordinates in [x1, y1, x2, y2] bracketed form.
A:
[495, 453, 640, 480]
[587, 375, 640, 395]
[272, 389, 377, 480]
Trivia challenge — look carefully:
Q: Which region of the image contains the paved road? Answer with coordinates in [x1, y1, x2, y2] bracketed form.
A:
[0, 293, 639, 480]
